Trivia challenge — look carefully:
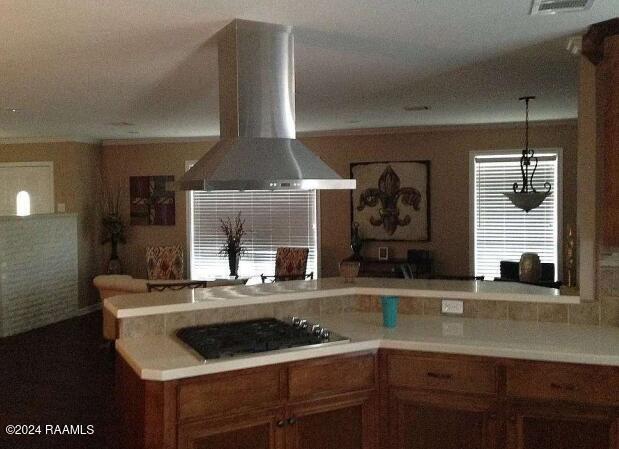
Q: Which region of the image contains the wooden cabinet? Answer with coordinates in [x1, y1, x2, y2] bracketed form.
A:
[583, 23, 619, 247]
[381, 352, 619, 449]
[506, 403, 618, 449]
[388, 389, 499, 449]
[288, 392, 377, 449]
[118, 349, 619, 449]
[383, 351, 500, 449]
[116, 352, 377, 449]
[505, 359, 619, 449]
[178, 412, 284, 449]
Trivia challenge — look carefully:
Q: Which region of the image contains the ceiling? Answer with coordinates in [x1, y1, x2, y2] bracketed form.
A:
[0, 1, 615, 141]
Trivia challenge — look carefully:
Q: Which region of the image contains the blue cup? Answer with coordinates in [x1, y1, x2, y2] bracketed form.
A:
[381, 296, 400, 328]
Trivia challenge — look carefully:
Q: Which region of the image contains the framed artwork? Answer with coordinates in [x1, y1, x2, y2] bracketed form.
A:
[129, 175, 176, 226]
[350, 161, 430, 241]
[378, 247, 390, 260]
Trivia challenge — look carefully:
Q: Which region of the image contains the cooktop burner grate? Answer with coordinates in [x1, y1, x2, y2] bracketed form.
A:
[176, 318, 348, 360]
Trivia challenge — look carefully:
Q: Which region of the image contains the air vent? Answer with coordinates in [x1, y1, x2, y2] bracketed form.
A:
[531, 0, 593, 14]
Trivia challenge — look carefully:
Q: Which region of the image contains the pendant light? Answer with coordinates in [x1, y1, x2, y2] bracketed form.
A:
[503, 96, 552, 212]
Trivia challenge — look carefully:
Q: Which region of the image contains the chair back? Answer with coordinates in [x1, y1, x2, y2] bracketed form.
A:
[500, 260, 555, 282]
[146, 245, 184, 280]
[274, 247, 309, 281]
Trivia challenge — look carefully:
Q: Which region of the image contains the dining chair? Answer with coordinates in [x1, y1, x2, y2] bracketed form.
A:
[146, 245, 184, 280]
[261, 247, 314, 283]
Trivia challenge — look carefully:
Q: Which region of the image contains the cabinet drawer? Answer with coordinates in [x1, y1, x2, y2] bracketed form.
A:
[388, 354, 497, 395]
[506, 361, 619, 406]
[178, 366, 284, 421]
[288, 353, 376, 400]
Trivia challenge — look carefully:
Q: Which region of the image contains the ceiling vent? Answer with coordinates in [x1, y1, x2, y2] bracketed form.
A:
[530, 0, 593, 14]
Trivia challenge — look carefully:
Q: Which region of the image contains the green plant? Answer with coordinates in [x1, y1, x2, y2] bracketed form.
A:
[218, 212, 246, 257]
[101, 184, 126, 258]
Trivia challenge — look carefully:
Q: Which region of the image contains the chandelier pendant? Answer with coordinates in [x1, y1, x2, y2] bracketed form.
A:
[503, 96, 552, 212]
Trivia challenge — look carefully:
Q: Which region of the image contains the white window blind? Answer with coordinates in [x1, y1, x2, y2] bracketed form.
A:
[189, 190, 318, 280]
[473, 151, 559, 280]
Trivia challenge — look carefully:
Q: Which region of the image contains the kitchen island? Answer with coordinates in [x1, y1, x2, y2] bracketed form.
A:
[110, 280, 619, 449]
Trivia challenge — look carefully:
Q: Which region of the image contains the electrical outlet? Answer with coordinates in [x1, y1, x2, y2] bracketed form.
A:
[441, 299, 463, 315]
[442, 321, 464, 337]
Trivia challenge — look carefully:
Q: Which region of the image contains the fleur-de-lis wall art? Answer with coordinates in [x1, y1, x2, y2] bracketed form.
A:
[351, 161, 430, 241]
[357, 165, 421, 235]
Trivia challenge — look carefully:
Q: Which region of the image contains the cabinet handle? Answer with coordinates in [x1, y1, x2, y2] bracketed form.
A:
[550, 382, 577, 391]
[427, 371, 453, 380]
[276, 420, 286, 428]
[287, 417, 297, 425]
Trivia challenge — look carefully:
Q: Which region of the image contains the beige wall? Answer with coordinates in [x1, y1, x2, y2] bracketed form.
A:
[101, 122, 577, 280]
[101, 142, 216, 278]
[0, 141, 103, 307]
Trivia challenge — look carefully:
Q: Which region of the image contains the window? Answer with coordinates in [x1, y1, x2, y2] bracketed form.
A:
[0, 162, 54, 216]
[188, 185, 319, 280]
[16, 191, 31, 216]
[471, 149, 561, 280]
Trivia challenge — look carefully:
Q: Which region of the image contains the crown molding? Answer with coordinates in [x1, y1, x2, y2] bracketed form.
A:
[99, 119, 577, 146]
[101, 136, 218, 146]
[297, 119, 578, 137]
[0, 137, 100, 145]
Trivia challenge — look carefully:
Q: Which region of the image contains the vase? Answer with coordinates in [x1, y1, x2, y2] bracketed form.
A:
[107, 257, 122, 274]
[339, 260, 360, 283]
[519, 253, 541, 284]
[228, 251, 240, 278]
[107, 241, 122, 274]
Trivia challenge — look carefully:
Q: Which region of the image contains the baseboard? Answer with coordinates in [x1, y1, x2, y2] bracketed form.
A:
[1, 303, 103, 338]
[70, 303, 102, 317]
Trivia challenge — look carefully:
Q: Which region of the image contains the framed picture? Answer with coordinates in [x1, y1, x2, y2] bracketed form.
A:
[129, 175, 176, 226]
[350, 161, 430, 241]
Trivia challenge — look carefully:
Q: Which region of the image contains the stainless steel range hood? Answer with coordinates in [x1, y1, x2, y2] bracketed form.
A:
[179, 19, 356, 191]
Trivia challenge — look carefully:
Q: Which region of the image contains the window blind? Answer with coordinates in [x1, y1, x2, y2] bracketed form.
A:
[189, 190, 318, 280]
[473, 151, 559, 280]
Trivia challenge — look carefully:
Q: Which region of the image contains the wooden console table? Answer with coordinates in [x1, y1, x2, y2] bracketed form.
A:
[357, 258, 432, 278]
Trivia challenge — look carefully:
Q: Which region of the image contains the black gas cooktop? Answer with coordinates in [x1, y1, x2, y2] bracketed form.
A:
[176, 317, 348, 360]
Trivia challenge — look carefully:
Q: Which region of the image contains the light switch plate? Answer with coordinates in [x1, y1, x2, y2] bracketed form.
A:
[441, 299, 464, 315]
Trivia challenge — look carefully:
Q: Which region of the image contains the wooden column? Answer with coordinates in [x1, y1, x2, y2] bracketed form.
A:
[583, 19, 619, 248]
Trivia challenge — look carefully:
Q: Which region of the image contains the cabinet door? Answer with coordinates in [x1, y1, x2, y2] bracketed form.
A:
[178, 412, 285, 449]
[507, 403, 618, 449]
[288, 392, 377, 449]
[388, 389, 500, 449]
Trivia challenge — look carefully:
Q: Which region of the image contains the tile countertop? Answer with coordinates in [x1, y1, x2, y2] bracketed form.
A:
[116, 312, 619, 381]
[105, 277, 580, 318]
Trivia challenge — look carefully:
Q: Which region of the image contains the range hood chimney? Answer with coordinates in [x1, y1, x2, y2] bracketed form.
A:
[179, 19, 356, 191]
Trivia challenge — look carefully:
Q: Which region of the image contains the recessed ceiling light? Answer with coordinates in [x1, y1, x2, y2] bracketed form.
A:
[403, 105, 430, 112]
[4, 107, 19, 113]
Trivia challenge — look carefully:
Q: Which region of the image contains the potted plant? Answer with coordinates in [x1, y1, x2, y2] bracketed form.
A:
[101, 185, 126, 274]
[219, 212, 246, 278]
